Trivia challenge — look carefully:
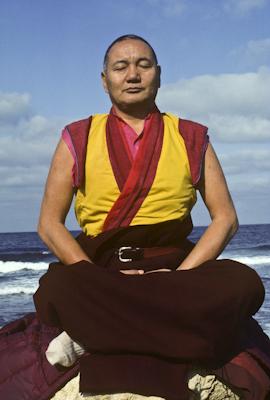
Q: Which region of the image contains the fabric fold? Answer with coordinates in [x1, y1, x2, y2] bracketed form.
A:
[103, 109, 164, 232]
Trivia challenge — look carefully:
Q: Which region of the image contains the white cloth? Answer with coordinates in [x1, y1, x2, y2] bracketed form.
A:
[46, 331, 85, 367]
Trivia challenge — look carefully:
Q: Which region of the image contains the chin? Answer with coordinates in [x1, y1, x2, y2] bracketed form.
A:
[121, 95, 154, 107]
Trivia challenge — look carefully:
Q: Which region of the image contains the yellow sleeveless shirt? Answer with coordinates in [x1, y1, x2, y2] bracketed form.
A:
[75, 113, 196, 237]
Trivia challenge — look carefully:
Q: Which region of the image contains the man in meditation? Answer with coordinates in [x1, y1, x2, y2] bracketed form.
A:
[34, 35, 270, 399]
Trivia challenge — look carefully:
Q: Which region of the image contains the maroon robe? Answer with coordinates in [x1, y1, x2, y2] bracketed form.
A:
[33, 111, 270, 399]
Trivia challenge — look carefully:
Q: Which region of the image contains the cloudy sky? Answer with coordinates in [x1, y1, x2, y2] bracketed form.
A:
[0, 0, 270, 232]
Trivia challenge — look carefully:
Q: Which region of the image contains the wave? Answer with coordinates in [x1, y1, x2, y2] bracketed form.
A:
[249, 244, 270, 251]
[220, 255, 270, 266]
[0, 286, 36, 295]
[0, 251, 54, 263]
[0, 261, 48, 274]
[226, 244, 270, 252]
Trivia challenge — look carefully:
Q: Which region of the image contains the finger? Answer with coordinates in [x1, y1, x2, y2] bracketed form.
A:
[120, 269, 145, 275]
[144, 269, 171, 274]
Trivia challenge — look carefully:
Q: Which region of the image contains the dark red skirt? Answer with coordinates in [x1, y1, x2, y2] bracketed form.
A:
[34, 223, 270, 400]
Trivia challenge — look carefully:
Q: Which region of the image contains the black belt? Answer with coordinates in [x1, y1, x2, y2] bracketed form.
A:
[115, 246, 180, 262]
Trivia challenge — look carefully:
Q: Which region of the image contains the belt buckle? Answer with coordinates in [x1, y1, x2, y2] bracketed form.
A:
[118, 246, 136, 262]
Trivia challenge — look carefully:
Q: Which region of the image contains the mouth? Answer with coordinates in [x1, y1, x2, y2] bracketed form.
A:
[124, 87, 144, 93]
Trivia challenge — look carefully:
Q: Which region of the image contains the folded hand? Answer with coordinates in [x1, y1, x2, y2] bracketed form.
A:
[120, 268, 171, 275]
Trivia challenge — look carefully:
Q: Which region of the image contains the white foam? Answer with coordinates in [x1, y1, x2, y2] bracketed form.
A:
[0, 286, 37, 295]
[220, 255, 270, 266]
[0, 261, 48, 274]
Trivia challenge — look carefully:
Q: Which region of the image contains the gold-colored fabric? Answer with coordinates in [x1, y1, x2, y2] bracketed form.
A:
[75, 114, 120, 236]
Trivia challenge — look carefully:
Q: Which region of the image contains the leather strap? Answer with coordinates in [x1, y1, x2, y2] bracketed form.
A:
[115, 246, 180, 262]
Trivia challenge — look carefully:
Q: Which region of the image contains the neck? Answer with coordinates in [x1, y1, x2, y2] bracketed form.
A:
[112, 102, 156, 124]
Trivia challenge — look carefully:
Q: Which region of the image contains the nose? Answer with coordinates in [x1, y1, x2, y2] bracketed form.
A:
[126, 64, 141, 82]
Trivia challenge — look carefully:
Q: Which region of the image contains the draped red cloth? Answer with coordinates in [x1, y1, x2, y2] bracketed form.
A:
[103, 108, 164, 231]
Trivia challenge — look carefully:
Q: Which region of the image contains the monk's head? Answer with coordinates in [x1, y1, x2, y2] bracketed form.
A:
[101, 34, 161, 114]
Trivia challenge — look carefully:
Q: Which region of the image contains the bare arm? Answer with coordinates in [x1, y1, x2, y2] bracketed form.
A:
[177, 143, 238, 270]
[38, 139, 91, 265]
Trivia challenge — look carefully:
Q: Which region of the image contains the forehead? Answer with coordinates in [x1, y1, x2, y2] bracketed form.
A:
[107, 39, 154, 63]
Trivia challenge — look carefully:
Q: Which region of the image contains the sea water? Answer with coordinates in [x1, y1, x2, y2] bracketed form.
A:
[0, 225, 269, 335]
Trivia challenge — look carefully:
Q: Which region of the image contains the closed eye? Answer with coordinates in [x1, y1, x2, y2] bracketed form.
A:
[139, 64, 152, 69]
[137, 57, 154, 68]
[114, 66, 127, 71]
[112, 61, 128, 71]
[138, 61, 152, 68]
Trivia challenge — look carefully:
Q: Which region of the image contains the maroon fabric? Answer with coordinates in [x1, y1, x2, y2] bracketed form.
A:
[223, 319, 270, 398]
[222, 352, 270, 399]
[33, 228, 269, 400]
[0, 313, 79, 400]
[65, 116, 92, 188]
[103, 109, 164, 231]
[34, 259, 264, 362]
[178, 118, 209, 186]
[106, 111, 133, 190]
[80, 354, 189, 400]
[77, 217, 194, 270]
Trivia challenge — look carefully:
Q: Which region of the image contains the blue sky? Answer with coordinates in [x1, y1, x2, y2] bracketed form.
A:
[0, 0, 270, 232]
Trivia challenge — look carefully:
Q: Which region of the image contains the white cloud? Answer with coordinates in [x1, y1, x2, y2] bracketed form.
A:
[246, 38, 270, 58]
[224, 0, 267, 14]
[208, 114, 270, 142]
[220, 149, 270, 174]
[227, 173, 270, 194]
[157, 66, 270, 142]
[0, 92, 31, 125]
[0, 92, 69, 231]
[0, 165, 48, 187]
[0, 92, 65, 187]
[0, 118, 62, 167]
[146, 0, 186, 16]
[231, 37, 270, 67]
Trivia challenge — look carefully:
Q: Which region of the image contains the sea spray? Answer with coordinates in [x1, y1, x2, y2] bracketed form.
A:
[0, 260, 48, 274]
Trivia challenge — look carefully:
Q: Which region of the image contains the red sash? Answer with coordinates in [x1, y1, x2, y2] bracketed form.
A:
[103, 108, 164, 231]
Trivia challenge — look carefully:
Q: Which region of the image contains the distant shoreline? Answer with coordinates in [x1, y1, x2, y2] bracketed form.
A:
[0, 222, 270, 235]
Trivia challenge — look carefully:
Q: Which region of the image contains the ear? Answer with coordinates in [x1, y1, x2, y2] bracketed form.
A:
[101, 71, 109, 93]
[156, 65, 161, 88]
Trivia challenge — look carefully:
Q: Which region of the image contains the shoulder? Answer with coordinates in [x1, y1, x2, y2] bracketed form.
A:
[65, 114, 109, 137]
[179, 118, 208, 137]
[65, 116, 92, 137]
[62, 114, 107, 188]
[163, 113, 209, 186]
[165, 112, 208, 133]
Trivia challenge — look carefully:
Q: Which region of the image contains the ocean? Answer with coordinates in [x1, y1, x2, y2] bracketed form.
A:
[0, 224, 269, 335]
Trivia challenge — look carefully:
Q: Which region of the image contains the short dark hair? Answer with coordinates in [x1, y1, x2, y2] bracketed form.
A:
[103, 34, 158, 70]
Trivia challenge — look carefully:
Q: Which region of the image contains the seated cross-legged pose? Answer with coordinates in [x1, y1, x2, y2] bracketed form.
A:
[34, 35, 270, 400]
